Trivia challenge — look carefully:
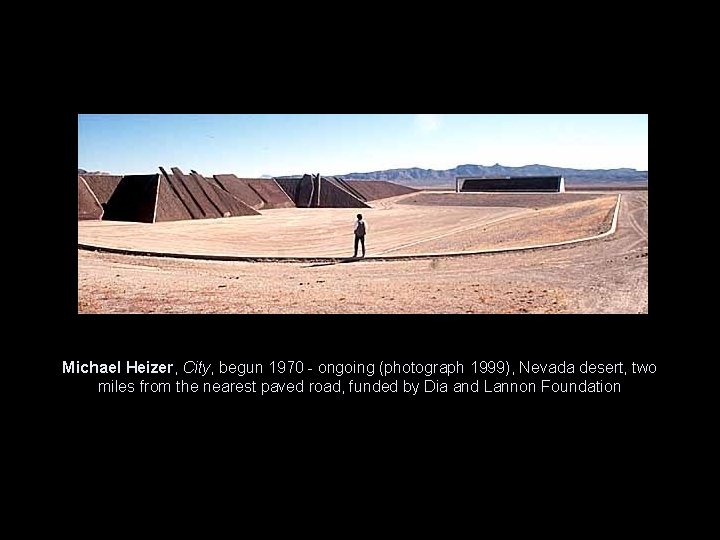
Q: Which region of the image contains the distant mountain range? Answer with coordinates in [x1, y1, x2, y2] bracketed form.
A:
[334, 164, 648, 187]
[78, 168, 111, 175]
[81, 164, 648, 187]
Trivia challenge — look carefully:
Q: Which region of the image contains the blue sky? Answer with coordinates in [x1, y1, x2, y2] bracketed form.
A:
[78, 114, 648, 176]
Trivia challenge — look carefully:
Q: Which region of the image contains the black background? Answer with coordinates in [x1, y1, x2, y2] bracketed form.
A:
[46, 39, 660, 467]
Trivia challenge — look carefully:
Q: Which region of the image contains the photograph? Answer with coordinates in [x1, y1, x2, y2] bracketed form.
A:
[77, 113, 648, 314]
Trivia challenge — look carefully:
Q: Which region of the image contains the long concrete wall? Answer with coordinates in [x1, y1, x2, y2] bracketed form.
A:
[461, 176, 564, 193]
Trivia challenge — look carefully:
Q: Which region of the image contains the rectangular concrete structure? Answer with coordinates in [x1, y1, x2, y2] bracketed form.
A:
[458, 176, 565, 193]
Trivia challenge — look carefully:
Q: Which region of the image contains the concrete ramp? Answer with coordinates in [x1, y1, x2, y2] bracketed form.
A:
[243, 178, 295, 209]
[155, 173, 193, 222]
[319, 176, 370, 208]
[161, 167, 205, 218]
[189, 171, 260, 218]
[213, 174, 265, 210]
[171, 167, 258, 219]
[160, 167, 259, 220]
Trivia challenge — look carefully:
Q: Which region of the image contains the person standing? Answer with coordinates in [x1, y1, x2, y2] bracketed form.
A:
[353, 213, 367, 258]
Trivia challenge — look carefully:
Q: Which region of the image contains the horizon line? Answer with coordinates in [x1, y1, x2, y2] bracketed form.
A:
[79, 162, 649, 176]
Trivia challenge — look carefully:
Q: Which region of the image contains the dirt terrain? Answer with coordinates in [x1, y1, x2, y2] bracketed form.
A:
[78, 194, 535, 258]
[388, 195, 616, 255]
[77, 191, 647, 314]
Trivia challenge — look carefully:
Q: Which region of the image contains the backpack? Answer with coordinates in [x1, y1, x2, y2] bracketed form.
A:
[356, 220, 366, 236]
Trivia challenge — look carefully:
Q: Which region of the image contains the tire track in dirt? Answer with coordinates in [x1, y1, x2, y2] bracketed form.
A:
[626, 196, 648, 242]
[618, 193, 648, 253]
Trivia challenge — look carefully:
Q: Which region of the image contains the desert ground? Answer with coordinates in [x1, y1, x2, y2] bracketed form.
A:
[77, 191, 647, 314]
